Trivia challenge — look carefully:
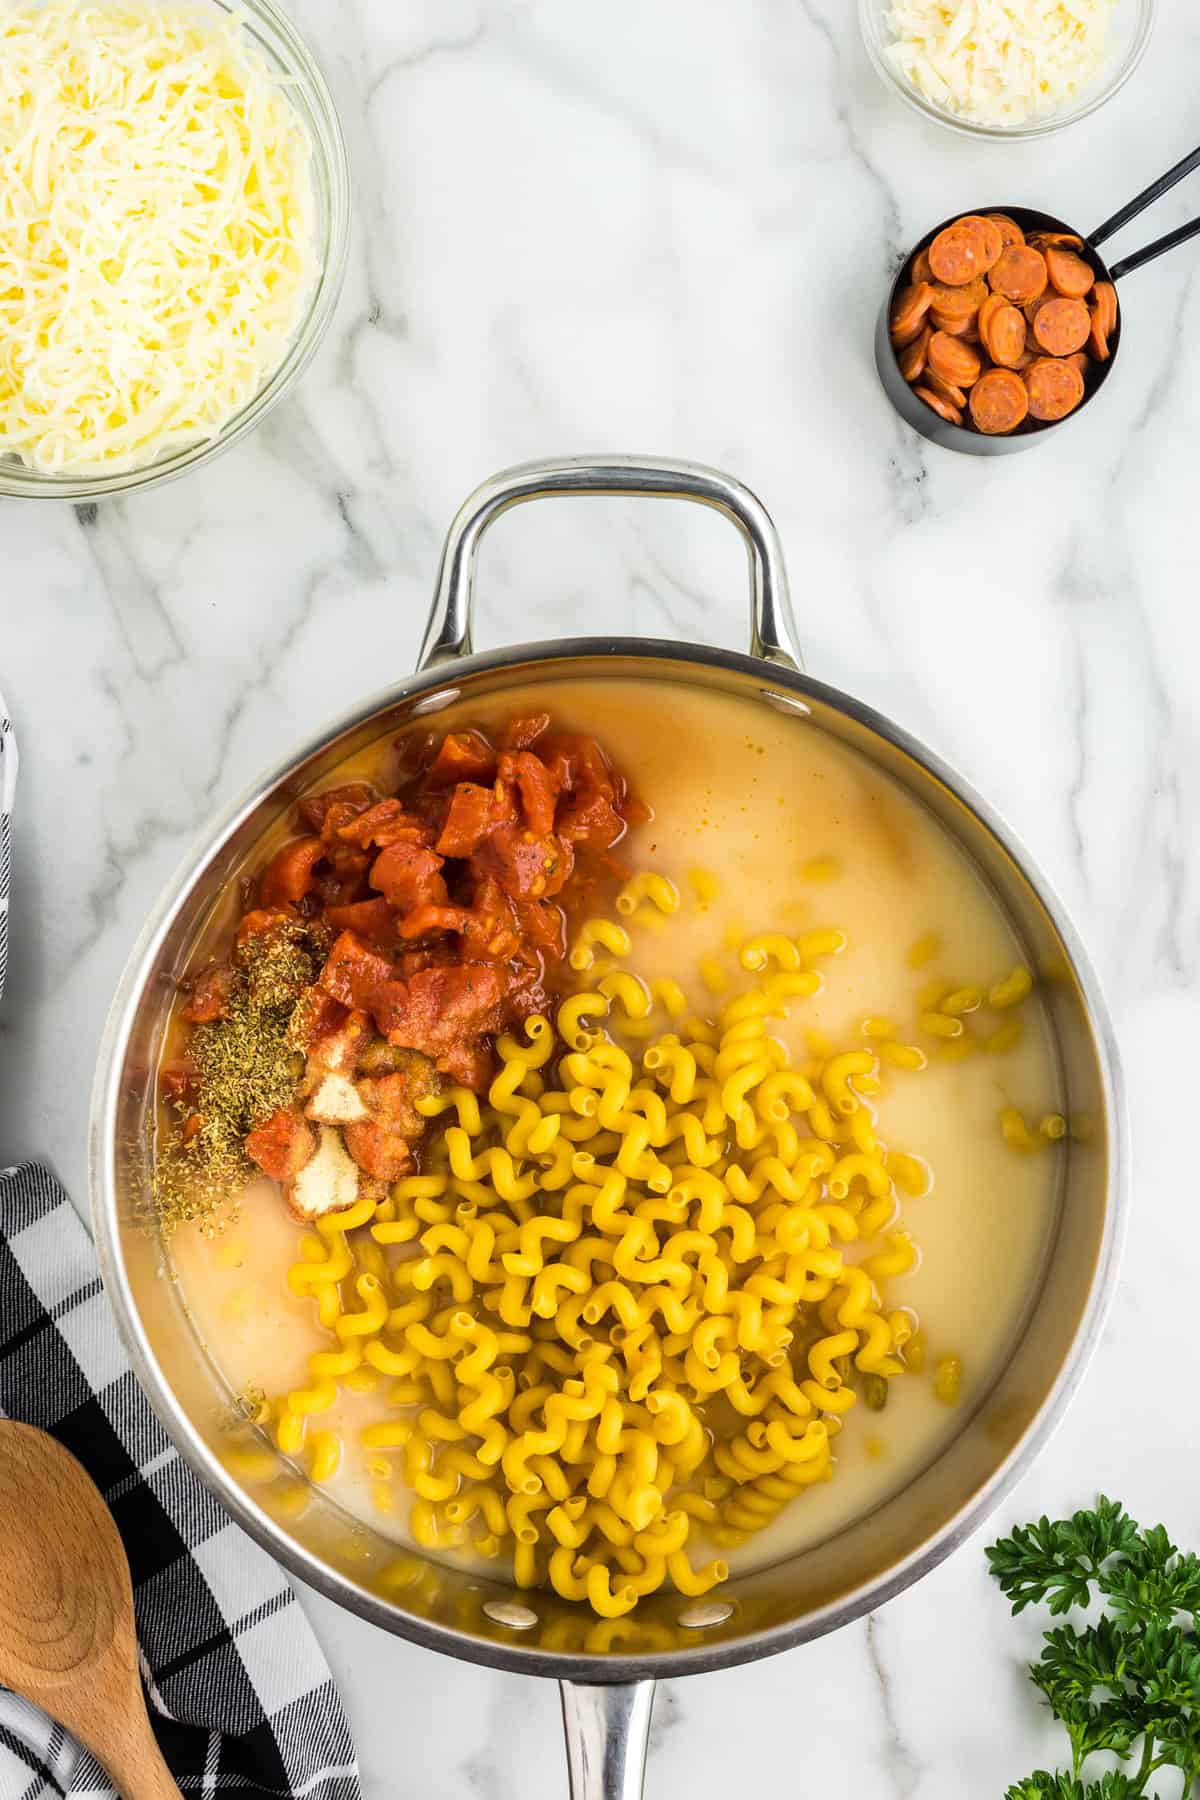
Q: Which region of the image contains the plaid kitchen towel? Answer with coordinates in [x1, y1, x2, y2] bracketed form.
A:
[0, 694, 360, 1800]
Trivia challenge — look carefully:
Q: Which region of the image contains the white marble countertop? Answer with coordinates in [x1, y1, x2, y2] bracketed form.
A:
[3, 2, 1199, 1793]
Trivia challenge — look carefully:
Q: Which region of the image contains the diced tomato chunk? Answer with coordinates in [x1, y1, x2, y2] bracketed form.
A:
[428, 731, 497, 786]
[336, 799, 431, 852]
[245, 1109, 315, 1181]
[324, 897, 395, 944]
[399, 903, 520, 960]
[446, 1042, 496, 1090]
[504, 964, 550, 1021]
[341, 1063, 438, 1181]
[372, 964, 503, 1082]
[397, 949, 437, 980]
[180, 963, 236, 1023]
[556, 789, 625, 848]
[539, 733, 615, 799]
[502, 713, 551, 751]
[290, 987, 351, 1050]
[319, 931, 396, 1010]
[369, 841, 448, 912]
[298, 783, 376, 833]
[159, 1065, 197, 1102]
[471, 825, 573, 899]
[259, 836, 325, 907]
[489, 776, 520, 826]
[514, 897, 566, 957]
[436, 782, 495, 857]
[500, 751, 560, 838]
[303, 1008, 373, 1081]
[342, 1119, 413, 1182]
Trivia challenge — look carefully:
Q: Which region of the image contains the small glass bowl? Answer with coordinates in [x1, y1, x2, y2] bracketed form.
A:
[858, 0, 1157, 142]
[0, 0, 351, 501]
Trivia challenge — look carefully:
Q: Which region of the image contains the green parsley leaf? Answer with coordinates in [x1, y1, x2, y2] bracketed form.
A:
[988, 1498, 1200, 1796]
[1006, 1775, 1086, 1800]
[987, 1497, 1140, 1616]
[1082, 1777, 1144, 1799]
[1101, 1541, 1200, 1630]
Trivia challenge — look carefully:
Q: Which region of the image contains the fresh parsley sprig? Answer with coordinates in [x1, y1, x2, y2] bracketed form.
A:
[988, 1499, 1200, 1799]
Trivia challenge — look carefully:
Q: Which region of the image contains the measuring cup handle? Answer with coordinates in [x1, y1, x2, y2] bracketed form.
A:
[1090, 143, 1200, 248]
[560, 1678, 656, 1800]
[417, 456, 801, 673]
[1108, 212, 1200, 282]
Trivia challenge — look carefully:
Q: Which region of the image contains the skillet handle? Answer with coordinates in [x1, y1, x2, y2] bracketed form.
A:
[417, 456, 801, 673]
[560, 1679, 656, 1800]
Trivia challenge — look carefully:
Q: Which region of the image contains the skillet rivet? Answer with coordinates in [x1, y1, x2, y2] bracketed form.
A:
[678, 1600, 733, 1629]
[484, 1599, 538, 1630]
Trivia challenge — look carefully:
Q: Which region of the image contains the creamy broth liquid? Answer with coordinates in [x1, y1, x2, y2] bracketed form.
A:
[168, 675, 1062, 1582]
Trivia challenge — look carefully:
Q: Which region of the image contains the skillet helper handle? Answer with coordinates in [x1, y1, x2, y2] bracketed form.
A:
[418, 455, 801, 673]
[560, 1679, 656, 1800]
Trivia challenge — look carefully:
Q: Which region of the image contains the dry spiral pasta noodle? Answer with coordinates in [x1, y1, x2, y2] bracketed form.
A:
[259, 884, 1037, 1618]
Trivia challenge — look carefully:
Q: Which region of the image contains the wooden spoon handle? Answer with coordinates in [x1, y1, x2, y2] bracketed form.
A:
[92, 1708, 184, 1800]
[0, 1423, 184, 1800]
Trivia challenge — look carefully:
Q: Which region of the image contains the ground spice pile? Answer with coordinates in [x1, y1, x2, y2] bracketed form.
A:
[152, 922, 317, 1233]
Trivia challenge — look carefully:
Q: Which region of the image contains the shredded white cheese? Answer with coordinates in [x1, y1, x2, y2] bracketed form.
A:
[883, 0, 1118, 128]
[0, 0, 317, 475]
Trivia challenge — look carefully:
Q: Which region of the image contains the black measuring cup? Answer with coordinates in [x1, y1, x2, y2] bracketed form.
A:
[875, 144, 1200, 455]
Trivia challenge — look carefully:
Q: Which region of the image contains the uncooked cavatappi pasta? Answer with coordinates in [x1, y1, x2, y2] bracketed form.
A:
[163, 677, 1065, 1615]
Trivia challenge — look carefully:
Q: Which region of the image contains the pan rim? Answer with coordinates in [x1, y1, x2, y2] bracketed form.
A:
[90, 633, 1129, 1681]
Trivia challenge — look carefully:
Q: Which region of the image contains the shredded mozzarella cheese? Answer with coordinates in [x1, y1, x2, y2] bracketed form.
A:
[883, 0, 1118, 128]
[0, 0, 317, 475]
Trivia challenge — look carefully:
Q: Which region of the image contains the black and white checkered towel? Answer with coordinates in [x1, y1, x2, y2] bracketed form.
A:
[0, 696, 361, 1800]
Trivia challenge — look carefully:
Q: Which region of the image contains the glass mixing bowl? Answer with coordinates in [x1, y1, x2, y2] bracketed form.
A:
[0, 0, 351, 502]
[858, 0, 1157, 142]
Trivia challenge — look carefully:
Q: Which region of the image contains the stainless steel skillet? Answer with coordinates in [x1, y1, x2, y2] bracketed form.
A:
[91, 457, 1127, 1799]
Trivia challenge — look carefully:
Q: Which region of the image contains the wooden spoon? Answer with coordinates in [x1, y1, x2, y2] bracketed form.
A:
[0, 1420, 182, 1800]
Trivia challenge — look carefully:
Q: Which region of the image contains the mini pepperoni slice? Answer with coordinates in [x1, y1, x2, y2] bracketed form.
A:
[987, 213, 1026, 250]
[1028, 230, 1084, 252]
[929, 215, 1003, 286]
[989, 245, 1048, 305]
[928, 276, 987, 320]
[931, 308, 980, 339]
[1024, 357, 1086, 422]
[979, 296, 1027, 369]
[969, 367, 1029, 435]
[1088, 281, 1118, 361]
[927, 330, 982, 389]
[1045, 245, 1096, 299]
[1032, 296, 1091, 356]
[914, 384, 963, 426]
[968, 214, 1004, 271]
[890, 281, 934, 344]
[924, 367, 967, 410]
[978, 292, 1006, 338]
[898, 324, 931, 383]
[911, 248, 933, 285]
